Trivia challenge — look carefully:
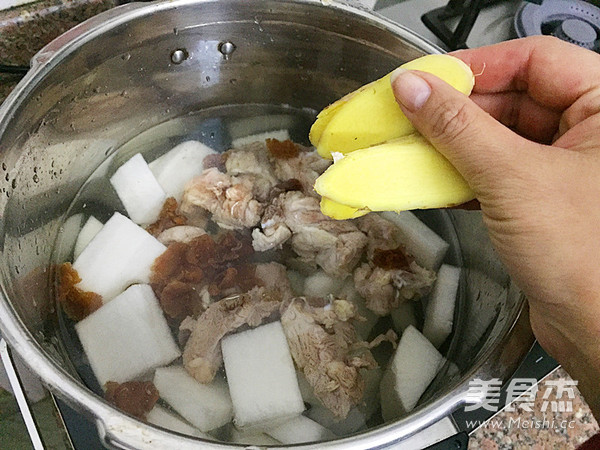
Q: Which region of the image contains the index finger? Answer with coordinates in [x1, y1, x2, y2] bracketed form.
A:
[451, 36, 600, 111]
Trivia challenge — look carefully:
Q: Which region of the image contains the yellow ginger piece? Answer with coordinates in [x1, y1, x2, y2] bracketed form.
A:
[314, 134, 475, 214]
[320, 196, 369, 220]
[310, 54, 474, 159]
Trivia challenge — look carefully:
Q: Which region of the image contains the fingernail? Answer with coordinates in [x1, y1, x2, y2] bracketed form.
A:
[390, 68, 431, 111]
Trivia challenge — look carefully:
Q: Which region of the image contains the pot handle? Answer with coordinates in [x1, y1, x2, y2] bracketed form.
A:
[30, 1, 150, 69]
[0, 339, 44, 449]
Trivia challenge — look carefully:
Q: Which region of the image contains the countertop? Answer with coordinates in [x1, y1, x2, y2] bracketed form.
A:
[0, 1, 598, 449]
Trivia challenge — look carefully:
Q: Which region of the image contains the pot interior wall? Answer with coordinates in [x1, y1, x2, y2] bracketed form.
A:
[0, 0, 530, 443]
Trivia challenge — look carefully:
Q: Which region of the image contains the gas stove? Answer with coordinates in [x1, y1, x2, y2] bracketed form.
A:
[375, 0, 600, 52]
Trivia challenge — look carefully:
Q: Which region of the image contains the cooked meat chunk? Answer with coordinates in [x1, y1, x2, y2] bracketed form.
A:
[392, 261, 436, 300]
[157, 225, 206, 246]
[253, 191, 367, 277]
[267, 140, 330, 196]
[224, 141, 279, 202]
[105, 381, 159, 419]
[180, 168, 264, 230]
[357, 214, 403, 258]
[254, 262, 293, 295]
[354, 214, 437, 315]
[280, 298, 377, 419]
[251, 223, 292, 252]
[372, 247, 411, 271]
[353, 263, 397, 316]
[183, 285, 285, 383]
[354, 261, 436, 316]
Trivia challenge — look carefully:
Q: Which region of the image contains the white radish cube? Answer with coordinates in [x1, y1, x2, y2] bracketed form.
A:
[266, 415, 335, 444]
[146, 405, 209, 438]
[75, 284, 180, 385]
[382, 325, 443, 416]
[423, 264, 461, 348]
[73, 212, 166, 302]
[339, 281, 378, 339]
[307, 406, 366, 436]
[380, 211, 449, 270]
[231, 129, 290, 148]
[154, 366, 233, 432]
[229, 427, 282, 446]
[222, 321, 304, 430]
[303, 271, 344, 298]
[110, 153, 166, 225]
[149, 141, 217, 201]
[56, 214, 83, 262]
[391, 301, 418, 334]
[73, 216, 103, 260]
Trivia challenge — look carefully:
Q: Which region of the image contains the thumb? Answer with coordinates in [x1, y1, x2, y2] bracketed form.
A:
[390, 69, 536, 195]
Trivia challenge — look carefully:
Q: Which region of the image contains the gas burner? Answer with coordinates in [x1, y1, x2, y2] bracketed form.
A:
[515, 0, 600, 52]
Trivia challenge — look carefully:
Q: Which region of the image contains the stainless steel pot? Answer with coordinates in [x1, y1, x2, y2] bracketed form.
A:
[0, 0, 534, 448]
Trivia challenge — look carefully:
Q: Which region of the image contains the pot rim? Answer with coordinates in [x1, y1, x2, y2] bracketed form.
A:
[0, 0, 533, 448]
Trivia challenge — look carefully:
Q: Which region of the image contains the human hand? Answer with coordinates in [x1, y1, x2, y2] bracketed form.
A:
[390, 36, 600, 416]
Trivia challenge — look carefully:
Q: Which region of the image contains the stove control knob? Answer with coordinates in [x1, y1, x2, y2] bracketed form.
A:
[555, 18, 597, 50]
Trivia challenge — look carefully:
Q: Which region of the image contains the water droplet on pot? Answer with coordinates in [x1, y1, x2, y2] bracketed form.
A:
[205, 75, 211, 82]
[11, 179, 16, 189]
[121, 53, 131, 61]
[2, 163, 6, 171]
[33, 174, 39, 183]
[173, 27, 179, 35]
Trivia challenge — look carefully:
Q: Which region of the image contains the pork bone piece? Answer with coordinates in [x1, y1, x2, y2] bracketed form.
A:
[380, 211, 449, 270]
[380, 325, 443, 420]
[73, 216, 103, 260]
[423, 264, 461, 348]
[153, 366, 233, 433]
[73, 212, 166, 302]
[221, 321, 304, 430]
[265, 415, 336, 444]
[75, 284, 180, 385]
[149, 140, 217, 201]
[110, 153, 166, 225]
[146, 405, 209, 438]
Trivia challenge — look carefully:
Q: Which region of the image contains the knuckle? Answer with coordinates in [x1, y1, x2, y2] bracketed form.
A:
[563, 86, 600, 132]
[429, 100, 474, 143]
